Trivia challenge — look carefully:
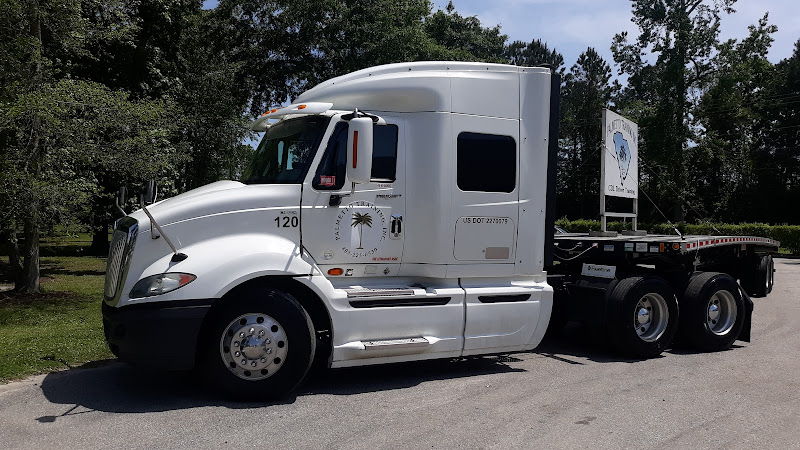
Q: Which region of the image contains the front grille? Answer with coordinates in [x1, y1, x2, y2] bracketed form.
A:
[104, 217, 138, 305]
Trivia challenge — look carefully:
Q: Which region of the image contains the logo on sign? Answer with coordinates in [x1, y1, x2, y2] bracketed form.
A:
[613, 132, 630, 184]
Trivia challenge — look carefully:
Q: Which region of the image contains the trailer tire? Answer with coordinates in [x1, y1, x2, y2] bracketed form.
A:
[680, 272, 744, 352]
[741, 255, 774, 298]
[607, 276, 678, 359]
[201, 287, 315, 401]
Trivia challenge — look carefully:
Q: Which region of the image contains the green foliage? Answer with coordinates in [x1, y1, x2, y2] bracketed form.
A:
[612, 0, 738, 222]
[0, 254, 112, 381]
[558, 48, 618, 219]
[0, 79, 184, 228]
[424, 1, 507, 63]
[505, 39, 564, 71]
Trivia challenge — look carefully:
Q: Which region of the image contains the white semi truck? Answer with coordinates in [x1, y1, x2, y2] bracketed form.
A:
[102, 62, 778, 399]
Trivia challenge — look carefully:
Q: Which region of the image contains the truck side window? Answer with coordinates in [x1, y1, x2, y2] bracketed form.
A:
[371, 125, 398, 181]
[313, 122, 399, 190]
[456, 132, 516, 193]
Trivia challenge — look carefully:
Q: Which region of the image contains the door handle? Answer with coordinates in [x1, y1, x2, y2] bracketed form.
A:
[390, 215, 403, 240]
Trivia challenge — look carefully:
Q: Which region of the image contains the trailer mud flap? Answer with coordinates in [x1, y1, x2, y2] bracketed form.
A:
[738, 288, 754, 342]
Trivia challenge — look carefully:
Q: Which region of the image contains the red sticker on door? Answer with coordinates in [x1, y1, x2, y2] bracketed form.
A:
[320, 175, 336, 186]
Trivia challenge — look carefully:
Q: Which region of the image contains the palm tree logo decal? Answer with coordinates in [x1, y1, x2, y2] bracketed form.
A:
[351, 212, 373, 249]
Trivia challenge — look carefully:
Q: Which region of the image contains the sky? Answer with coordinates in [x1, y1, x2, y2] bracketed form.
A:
[203, 0, 798, 72]
[433, 0, 798, 70]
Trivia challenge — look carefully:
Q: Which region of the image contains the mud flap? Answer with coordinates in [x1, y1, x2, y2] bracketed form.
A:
[738, 288, 754, 342]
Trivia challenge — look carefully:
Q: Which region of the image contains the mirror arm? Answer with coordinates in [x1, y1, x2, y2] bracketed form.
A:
[115, 197, 127, 217]
[139, 195, 188, 262]
[328, 183, 356, 207]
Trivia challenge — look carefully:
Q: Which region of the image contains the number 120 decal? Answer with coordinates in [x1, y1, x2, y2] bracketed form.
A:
[274, 216, 299, 228]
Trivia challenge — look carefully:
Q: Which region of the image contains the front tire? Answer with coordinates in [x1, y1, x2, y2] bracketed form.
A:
[607, 276, 679, 359]
[202, 287, 315, 400]
[680, 272, 744, 352]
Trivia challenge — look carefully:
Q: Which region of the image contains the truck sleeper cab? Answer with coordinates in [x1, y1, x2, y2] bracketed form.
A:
[103, 62, 557, 399]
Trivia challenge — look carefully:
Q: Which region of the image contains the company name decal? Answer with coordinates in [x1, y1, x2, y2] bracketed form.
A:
[334, 201, 388, 258]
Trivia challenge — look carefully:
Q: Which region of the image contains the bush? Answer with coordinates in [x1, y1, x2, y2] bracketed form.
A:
[554, 218, 800, 254]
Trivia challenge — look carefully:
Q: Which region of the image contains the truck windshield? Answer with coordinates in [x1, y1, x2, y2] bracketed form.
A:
[243, 115, 331, 184]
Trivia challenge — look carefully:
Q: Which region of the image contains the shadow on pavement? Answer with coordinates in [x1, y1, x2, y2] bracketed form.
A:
[37, 354, 525, 416]
[37, 322, 710, 416]
[534, 322, 657, 365]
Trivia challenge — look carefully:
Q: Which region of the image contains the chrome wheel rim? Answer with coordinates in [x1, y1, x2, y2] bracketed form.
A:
[633, 293, 669, 342]
[220, 313, 288, 380]
[706, 290, 737, 335]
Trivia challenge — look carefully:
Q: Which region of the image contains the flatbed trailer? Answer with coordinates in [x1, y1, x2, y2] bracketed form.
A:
[547, 232, 778, 356]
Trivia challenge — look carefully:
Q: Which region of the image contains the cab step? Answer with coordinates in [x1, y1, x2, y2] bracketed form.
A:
[362, 337, 430, 351]
[344, 288, 415, 298]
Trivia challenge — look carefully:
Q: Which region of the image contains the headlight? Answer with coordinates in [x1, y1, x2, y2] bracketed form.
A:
[129, 273, 196, 298]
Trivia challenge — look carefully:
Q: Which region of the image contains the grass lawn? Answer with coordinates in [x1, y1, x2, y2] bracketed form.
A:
[0, 234, 113, 382]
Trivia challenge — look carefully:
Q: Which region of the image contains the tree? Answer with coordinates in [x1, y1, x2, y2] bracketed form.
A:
[693, 14, 778, 221]
[746, 39, 800, 223]
[504, 38, 565, 72]
[0, 0, 88, 292]
[612, 0, 736, 222]
[558, 48, 619, 219]
[424, 1, 507, 63]
[0, 1, 186, 291]
[216, 0, 512, 117]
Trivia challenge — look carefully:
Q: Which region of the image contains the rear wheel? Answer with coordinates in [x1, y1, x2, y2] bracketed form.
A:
[201, 287, 315, 400]
[680, 272, 744, 352]
[607, 276, 679, 359]
[741, 254, 774, 297]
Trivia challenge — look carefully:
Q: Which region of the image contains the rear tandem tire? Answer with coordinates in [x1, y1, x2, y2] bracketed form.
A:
[201, 287, 316, 401]
[607, 276, 679, 359]
[680, 272, 745, 352]
[741, 254, 774, 298]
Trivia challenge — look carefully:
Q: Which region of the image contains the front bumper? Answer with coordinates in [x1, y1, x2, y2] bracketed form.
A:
[102, 299, 214, 370]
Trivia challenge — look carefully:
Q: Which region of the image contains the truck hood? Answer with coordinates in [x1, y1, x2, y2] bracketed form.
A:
[127, 181, 301, 230]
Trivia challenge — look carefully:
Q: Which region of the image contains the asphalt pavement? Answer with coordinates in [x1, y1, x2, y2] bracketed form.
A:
[2, 260, 799, 449]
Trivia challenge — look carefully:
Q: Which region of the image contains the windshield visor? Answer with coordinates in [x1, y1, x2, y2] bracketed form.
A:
[244, 115, 331, 184]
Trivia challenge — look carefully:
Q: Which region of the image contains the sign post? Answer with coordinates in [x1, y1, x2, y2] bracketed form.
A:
[600, 109, 639, 231]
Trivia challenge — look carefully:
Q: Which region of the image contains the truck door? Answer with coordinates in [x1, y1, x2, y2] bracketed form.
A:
[450, 114, 543, 354]
[301, 117, 405, 274]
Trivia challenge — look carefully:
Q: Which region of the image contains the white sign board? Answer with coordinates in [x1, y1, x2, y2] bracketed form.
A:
[602, 109, 638, 199]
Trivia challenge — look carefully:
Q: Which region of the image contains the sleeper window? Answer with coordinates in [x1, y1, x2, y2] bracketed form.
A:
[456, 132, 516, 193]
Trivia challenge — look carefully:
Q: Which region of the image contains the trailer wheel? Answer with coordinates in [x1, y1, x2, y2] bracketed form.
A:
[607, 276, 678, 359]
[741, 255, 774, 297]
[201, 287, 315, 400]
[763, 255, 775, 295]
[680, 272, 744, 352]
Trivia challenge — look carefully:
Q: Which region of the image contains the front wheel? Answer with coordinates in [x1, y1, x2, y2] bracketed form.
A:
[201, 287, 315, 400]
[607, 276, 679, 359]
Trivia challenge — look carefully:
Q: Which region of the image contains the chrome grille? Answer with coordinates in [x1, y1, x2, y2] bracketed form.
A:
[104, 217, 138, 305]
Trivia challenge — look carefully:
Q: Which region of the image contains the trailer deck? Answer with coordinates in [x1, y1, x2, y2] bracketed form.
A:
[554, 233, 780, 257]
